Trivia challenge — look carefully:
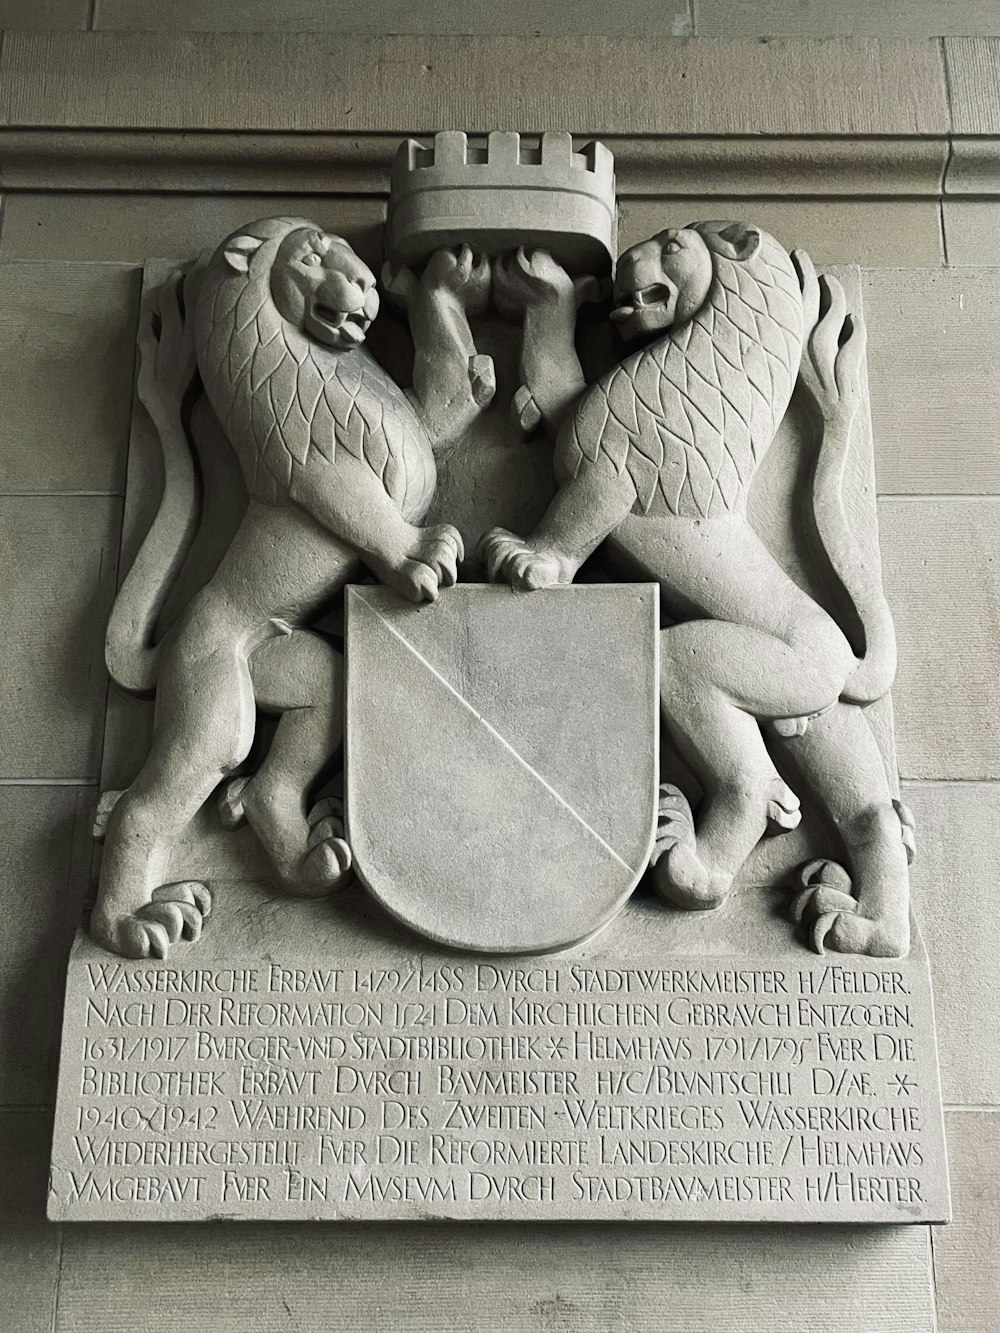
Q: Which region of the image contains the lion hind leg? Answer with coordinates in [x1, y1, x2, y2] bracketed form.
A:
[92, 622, 259, 958]
[236, 629, 352, 898]
[650, 784, 732, 910]
[775, 703, 911, 958]
[653, 662, 796, 911]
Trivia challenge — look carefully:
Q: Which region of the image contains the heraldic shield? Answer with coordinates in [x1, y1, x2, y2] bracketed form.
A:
[345, 583, 659, 953]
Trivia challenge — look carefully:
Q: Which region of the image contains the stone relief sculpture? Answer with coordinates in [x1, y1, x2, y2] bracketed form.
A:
[53, 131, 953, 1231]
[93, 132, 913, 963]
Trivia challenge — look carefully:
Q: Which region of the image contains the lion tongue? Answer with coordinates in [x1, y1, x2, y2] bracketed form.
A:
[338, 318, 365, 345]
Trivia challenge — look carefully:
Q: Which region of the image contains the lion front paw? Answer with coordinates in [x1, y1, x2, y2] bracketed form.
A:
[493, 246, 575, 317]
[478, 527, 574, 590]
[93, 882, 212, 959]
[422, 244, 491, 316]
[385, 524, 465, 603]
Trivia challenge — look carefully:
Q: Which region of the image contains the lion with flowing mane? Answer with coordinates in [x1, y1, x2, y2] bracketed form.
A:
[96, 216, 490, 958]
[483, 222, 913, 957]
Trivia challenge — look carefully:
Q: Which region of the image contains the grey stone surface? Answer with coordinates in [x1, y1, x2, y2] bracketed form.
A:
[863, 269, 1000, 495]
[0, 132, 950, 199]
[0, 34, 950, 136]
[0, 785, 92, 1103]
[945, 37, 1000, 135]
[943, 199, 1000, 268]
[50, 880, 949, 1223]
[0, 0, 87, 27]
[0, 262, 140, 493]
[620, 198, 945, 269]
[880, 499, 1000, 781]
[943, 137, 1000, 196]
[0, 495, 121, 779]
[696, 0, 1000, 36]
[0, 9, 985, 1327]
[0, 193, 387, 267]
[905, 781, 1000, 1105]
[50, 167, 950, 1237]
[53, 1217, 936, 1333]
[933, 1111, 1000, 1333]
[93, 0, 693, 34]
[0, 1108, 62, 1333]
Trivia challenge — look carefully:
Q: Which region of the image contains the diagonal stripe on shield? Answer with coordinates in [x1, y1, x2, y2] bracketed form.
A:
[345, 583, 659, 953]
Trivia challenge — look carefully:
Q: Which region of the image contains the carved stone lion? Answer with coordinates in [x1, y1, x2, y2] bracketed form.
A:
[96, 218, 491, 958]
[482, 222, 912, 957]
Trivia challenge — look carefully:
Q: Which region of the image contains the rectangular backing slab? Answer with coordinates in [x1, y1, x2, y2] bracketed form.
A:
[50, 259, 949, 1225]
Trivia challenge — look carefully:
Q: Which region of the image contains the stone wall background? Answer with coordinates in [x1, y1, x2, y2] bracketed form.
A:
[0, 9, 998, 1333]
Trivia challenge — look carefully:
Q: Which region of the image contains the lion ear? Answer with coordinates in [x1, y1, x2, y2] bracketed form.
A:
[709, 222, 762, 263]
[223, 235, 264, 273]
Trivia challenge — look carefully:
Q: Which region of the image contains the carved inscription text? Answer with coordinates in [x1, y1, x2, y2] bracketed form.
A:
[50, 950, 948, 1222]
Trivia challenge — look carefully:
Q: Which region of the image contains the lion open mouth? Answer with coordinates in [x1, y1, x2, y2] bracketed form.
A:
[610, 282, 675, 324]
[309, 303, 370, 345]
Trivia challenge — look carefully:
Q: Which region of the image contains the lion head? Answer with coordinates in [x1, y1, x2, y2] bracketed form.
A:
[222, 220, 380, 350]
[611, 222, 762, 342]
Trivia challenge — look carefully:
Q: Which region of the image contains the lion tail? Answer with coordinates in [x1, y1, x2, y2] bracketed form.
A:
[811, 407, 897, 707]
[105, 266, 202, 696]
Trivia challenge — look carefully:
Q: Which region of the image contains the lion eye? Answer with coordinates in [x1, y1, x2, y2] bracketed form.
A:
[664, 240, 682, 256]
[302, 253, 323, 267]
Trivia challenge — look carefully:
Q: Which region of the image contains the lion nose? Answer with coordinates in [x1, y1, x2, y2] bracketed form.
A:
[330, 250, 376, 291]
[328, 270, 374, 314]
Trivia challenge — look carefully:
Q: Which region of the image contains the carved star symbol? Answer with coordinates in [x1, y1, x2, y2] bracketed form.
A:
[547, 1036, 570, 1059]
[890, 1073, 917, 1096]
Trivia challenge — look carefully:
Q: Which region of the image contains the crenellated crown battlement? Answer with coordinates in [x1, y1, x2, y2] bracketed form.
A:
[387, 131, 617, 275]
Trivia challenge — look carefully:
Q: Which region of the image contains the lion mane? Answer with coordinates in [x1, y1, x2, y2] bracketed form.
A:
[107, 217, 436, 696]
[560, 224, 804, 519]
[195, 216, 434, 519]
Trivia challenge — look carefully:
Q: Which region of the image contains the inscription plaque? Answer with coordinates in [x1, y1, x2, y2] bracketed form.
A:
[50, 882, 949, 1222]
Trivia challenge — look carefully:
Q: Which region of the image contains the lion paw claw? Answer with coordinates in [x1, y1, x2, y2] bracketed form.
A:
[298, 796, 353, 896]
[650, 784, 696, 862]
[765, 780, 801, 835]
[493, 247, 574, 317]
[478, 527, 571, 590]
[218, 775, 251, 830]
[791, 882, 858, 926]
[469, 354, 496, 408]
[422, 245, 491, 315]
[789, 859, 907, 956]
[100, 881, 212, 959]
[511, 384, 543, 437]
[650, 784, 730, 911]
[391, 524, 465, 602]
